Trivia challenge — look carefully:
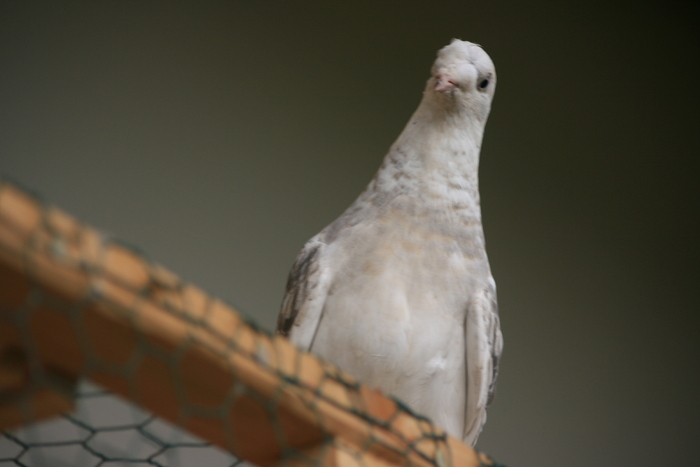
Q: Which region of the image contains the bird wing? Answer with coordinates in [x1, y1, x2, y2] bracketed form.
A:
[463, 276, 503, 445]
[276, 236, 332, 351]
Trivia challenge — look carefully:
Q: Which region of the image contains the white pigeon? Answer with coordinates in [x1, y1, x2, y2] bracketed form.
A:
[277, 39, 503, 446]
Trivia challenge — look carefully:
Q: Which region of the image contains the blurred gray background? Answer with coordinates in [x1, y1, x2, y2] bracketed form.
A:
[2, 2, 699, 466]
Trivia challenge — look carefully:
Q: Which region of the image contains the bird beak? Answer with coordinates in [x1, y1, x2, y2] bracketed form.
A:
[434, 74, 457, 92]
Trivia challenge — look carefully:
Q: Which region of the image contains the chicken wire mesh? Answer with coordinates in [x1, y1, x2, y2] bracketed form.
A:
[1, 380, 245, 466]
[0, 176, 495, 467]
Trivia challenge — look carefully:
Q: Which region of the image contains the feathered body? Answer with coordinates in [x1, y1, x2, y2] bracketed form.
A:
[277, 40, 503, 445]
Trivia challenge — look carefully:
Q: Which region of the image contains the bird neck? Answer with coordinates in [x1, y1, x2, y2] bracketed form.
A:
[399, 96, 485, 175]
[367, 95, 486, 217]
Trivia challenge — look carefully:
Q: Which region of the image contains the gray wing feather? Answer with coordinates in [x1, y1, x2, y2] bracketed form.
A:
[486, 282, 503, 407]
[276, 237, 331, 350]
[463, 276, 503, 445]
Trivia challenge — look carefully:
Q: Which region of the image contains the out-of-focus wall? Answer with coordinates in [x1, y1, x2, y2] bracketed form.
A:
[2, 3, 698, 466]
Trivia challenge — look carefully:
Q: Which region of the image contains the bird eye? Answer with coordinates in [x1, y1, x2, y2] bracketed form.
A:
[478, 78, 489, 90]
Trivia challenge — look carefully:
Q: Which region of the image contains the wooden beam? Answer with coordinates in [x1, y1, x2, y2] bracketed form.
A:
[0, 178, 488, 467]
[0, 347, 76, 430]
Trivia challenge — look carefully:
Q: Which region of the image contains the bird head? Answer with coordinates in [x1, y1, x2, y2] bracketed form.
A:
[428, 39, 496, 122]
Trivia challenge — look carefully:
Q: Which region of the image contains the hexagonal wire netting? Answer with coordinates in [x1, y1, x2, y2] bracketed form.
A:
[1, 381, 246, 466]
